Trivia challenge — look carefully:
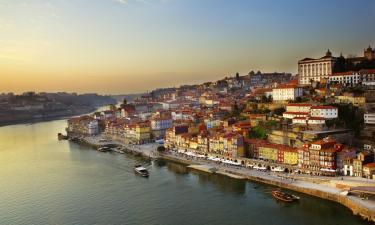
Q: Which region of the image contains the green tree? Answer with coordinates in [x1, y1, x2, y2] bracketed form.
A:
[273, 107, 286, 116]
[250, 126, 267, 139]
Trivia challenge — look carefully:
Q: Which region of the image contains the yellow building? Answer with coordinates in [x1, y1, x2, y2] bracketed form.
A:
[283, 150, 298, 165]
[135, 123, 151, 144]
[258, 146, 278, 162]
[335, 95, 365, 107]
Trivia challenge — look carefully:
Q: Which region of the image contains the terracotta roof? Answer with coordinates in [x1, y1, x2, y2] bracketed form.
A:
[287, 103, 313, 107]
[308, 117, 325, 120]
[363, 162, 375, 168]
[283, 112, 309, 115]
[311, 105, 337, 109]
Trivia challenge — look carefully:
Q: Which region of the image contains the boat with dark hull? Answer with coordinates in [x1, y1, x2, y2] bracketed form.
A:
[272, 190, 299, 202]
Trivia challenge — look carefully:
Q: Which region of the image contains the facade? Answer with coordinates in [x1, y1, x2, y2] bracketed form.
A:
[363, 163, 375, 179]
[272, 85, 303, 101]
[292, 117, 325, 125]
[299, 138, 342, 175]
[364, 113, 375, 125]
[335, 95, 365, 107]
[310, 106, 338, 119]
[88, 120, 99, 135]
[67, 116, 99, 136]
[298, 49, 336, 85]
[329, 72, 360, 85]
[361, 69, 375, 86]
[285, 103, 312, 113]
[124, 122, 151, 144]
[258, 146, 278, 162]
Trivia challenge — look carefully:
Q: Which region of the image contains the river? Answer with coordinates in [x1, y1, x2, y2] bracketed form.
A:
[0, 119, 371, 225]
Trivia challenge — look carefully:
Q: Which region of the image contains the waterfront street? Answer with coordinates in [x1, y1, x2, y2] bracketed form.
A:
[73, 133, 375, 222]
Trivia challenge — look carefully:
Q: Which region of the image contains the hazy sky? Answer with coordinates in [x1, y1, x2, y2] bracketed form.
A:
[0, 0, 374, 94]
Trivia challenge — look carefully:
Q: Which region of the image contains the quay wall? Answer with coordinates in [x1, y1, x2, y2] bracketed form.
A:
[160, 154, 375, 223]
[64, 136, 375, 223]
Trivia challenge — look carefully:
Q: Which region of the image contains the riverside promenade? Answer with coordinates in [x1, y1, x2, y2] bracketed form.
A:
[67, 135, 375, 223]
[160, 151, 375, 223]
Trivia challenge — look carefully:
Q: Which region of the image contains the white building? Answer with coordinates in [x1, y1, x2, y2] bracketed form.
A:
[292, 116, 325, 125]
[285, 103, 312, 113]
[364, 113, 375, 125]
[283, 111, 310, 119]
[272, 85, 303, 101]
[329, 72, 360, 85]
[298, 49, 336, 85]
[88, 120, 99, 135]
[310, 106, 338, 119]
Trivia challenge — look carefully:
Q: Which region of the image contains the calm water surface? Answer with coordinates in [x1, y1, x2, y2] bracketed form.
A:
[0, 120, 371, 225]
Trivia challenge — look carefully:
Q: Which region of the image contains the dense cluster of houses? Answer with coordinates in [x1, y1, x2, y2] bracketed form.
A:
[66, 47, 375, 179]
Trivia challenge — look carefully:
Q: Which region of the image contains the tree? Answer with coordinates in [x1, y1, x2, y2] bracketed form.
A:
[250, 126, 267, 139]
[273, 107, 286, 116]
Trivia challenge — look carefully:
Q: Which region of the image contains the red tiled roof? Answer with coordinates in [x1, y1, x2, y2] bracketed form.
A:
[287, 103, 313, 107]
[283, 112, 309, 115]
[311, 105, 337, 109]
[308, 117, 325, 120]
[363, 162, 375, 168]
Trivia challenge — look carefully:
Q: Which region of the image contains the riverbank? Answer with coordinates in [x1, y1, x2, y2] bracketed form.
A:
[160, 152, 375, 223]
[0, 107, 97, 127]
[65, 134, 375, 223]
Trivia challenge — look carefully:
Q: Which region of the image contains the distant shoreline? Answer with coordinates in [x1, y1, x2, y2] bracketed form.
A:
[0, 106, 99, 127]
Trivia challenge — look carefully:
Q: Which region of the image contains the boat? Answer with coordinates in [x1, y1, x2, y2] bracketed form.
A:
[57, 133, 68, 140]
[272, 190, 299, 202]
[134, 165, 149, 177]
[98, 146, 111, 152]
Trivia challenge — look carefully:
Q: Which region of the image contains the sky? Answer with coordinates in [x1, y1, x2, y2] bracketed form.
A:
[0, 0, 374, 94]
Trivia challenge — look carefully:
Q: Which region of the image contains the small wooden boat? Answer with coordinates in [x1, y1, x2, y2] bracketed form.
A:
[57, 133, 68, 140]
[272, 190, 298, 202]
[134, 165, 149, 177]
[98, 146, 111, 152]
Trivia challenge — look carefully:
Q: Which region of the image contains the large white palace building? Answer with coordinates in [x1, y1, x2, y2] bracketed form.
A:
[298, 49, 336, 85]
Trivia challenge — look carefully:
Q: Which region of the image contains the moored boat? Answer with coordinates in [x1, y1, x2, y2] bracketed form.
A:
[98, 146, 111, 152]
[272, 190, 299, 202]
[134, 165, 149, 177]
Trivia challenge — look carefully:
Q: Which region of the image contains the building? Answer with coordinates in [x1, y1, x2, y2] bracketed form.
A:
[360, 69, 375, 86]
[364, 113, 375, 125]
[258, 145, 278, 162]
[164, 125, 189, 149]
[150, 116, 173, 140]
[335, 95, 366, 107]
[88, 120, 99, 135]
[363, 163, 375, 179]
[283, 103, 312, 119]
[124, 122, 151, 144]
[298, 49, 336, 85]
[329, 71, 360, 85]
[292, 116, 325, 125]
[272, 85, 303, 101]
[299, 138, 343, 175]
[310, 106, 338, 119]
[248, 71, 292, 87]
[285, 103, 312, 113]
[67, 116, 99, 136]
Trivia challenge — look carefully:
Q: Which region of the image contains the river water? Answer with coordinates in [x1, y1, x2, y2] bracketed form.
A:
[0, 119, 371, 225]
